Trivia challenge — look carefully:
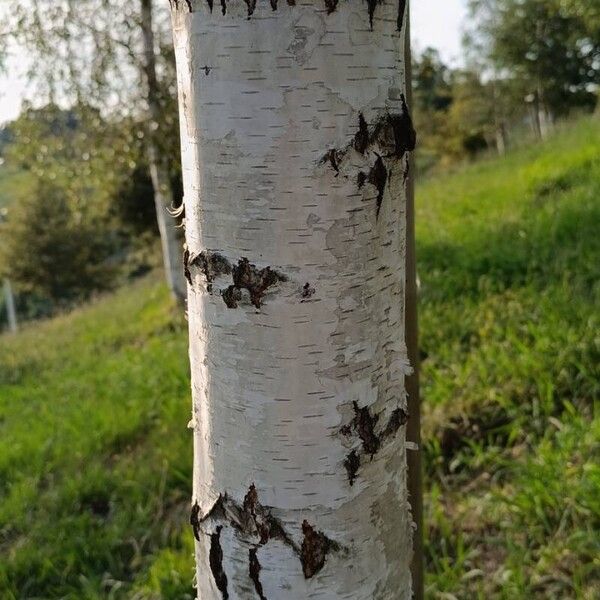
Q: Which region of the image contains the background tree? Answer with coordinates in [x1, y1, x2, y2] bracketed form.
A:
[7, 0, 187, 302]
[467, 0, 600, 137]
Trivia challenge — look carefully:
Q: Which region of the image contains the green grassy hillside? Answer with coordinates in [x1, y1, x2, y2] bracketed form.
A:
[0, 116, 598, 599]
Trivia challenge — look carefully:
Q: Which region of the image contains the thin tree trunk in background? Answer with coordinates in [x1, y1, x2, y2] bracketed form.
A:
[141, 0, 186, 303]
[3, 280, 18, 333]
[404, 11, 424, 600]
[172, 0, 418, 597]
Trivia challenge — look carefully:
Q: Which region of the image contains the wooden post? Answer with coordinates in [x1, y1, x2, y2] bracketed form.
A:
[404, 8, 424, 600]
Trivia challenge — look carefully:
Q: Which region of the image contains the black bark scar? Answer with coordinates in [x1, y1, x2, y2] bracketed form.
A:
[368, 155, 388, 217]
[341, 403, 409, 484]
[397, 0, 407, 31]
[249, 548, 267, 599]
[324, 0, 338, 14]
[209, 526, 229, 598]
[300, 521, 339, 578]
[344, 449, 361, 486]
[354, 113, 370, 154]
[198, 486, 340, 581]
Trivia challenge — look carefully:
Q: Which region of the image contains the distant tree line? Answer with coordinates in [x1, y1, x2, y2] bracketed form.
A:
[0, 102, 181, 319]
[413, 0, 599, 172]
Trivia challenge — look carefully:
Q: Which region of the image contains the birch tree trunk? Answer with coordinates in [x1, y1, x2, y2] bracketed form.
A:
[171, 1, 417, 597]
[141, 0, 187, 303]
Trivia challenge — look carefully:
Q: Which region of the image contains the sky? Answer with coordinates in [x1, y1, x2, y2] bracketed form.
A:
[0, 0, 468, 126]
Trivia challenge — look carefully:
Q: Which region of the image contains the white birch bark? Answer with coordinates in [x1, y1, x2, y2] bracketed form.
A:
[171, 1, 416, 597]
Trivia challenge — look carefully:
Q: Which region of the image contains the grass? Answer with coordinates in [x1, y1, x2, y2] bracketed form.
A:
[0, 115, 598, 598]
[417, 116, 600, 598]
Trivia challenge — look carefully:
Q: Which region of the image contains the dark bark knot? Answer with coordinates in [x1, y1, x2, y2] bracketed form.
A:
[223, 258, 287, 309]
[184, 251, 287, 309]
[341, 402, 409, 485]
[191, 485, 341, 597]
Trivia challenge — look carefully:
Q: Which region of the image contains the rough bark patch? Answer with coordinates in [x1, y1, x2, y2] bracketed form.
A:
[323, 108, 416, 216]
[209, 526, 229, 598]
[300, 521, 338, 578]
[172, 0, 386, 27]
[249, 548, 267, 600]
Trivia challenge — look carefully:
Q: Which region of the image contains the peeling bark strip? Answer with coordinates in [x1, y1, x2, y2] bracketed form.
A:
[222, 258, 286, 309]
[209, 526, 229, 598]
